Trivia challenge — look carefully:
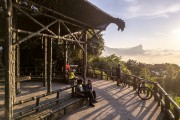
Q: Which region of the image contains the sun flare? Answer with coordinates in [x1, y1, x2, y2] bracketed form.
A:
[172, 28, 180, 40]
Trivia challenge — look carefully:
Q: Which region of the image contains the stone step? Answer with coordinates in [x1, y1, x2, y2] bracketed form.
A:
[16, 97, 88, 120]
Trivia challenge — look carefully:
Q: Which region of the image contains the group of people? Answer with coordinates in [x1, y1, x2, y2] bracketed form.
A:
[66, 62, 122, 107]
[66, 63, 97, 107]
[75, 79, 97, 107]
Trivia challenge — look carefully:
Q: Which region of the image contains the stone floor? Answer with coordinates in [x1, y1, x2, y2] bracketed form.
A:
[63, 79, 162, 120]
[0, 78, 162, 120]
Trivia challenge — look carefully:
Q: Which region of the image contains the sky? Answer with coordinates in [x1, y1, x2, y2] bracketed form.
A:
[90, 0, 180, 50]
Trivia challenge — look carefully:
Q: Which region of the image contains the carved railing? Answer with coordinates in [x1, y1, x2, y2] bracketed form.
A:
[86, 68, 180, 120]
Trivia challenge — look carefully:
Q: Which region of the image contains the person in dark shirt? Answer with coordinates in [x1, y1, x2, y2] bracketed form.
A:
[86, 80, 97, 100]
[116, 64, 121, 86]
[75, 79, 96, 107]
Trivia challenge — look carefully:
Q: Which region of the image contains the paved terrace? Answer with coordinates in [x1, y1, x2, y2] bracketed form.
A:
[0, 78, 162, 120]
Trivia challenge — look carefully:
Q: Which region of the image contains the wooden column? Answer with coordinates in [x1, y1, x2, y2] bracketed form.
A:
[3, 0, 15, 119]
[47, 38, 52, 92]
[43, 37, 47, 87]
[15, 44, 20, 94]
[82, 31, 87, 83]
[63, 41, 68, 81]
[14, 13, 20, 94]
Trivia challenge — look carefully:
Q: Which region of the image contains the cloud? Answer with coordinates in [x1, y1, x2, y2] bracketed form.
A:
[155, 32, 165, 35]
[119, 1, 180, 19]
[171, 28, 180, 33]
[90, 0, 180, 20]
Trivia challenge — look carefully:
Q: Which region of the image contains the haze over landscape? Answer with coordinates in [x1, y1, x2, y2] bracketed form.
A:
[90, 0, 180, 65]
[102, 45, 180, 65]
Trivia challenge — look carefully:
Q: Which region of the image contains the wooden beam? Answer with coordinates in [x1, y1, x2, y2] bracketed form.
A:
[12, 20, 59, 46]
[11, 28, 85, 44]
[62, 22, 84, 52]
[13, 4, 57, 36]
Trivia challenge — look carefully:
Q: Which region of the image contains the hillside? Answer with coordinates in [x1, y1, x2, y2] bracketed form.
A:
[102, 45, 180, 65]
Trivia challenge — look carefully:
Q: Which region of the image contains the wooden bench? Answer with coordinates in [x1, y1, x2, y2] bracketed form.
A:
[15, 96, 88, 120]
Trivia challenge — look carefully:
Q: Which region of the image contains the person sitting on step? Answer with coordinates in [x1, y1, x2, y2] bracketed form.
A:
[75, 79, 96, 107]
[85, 80, 97, 101]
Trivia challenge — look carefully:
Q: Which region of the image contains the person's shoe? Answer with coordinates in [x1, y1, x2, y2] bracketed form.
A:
[89, 104, 95, 107]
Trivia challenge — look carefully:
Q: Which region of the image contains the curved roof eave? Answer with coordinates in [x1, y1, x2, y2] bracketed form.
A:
[28, 0, 125, 31]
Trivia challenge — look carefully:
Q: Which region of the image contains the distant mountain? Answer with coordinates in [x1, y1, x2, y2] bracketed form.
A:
[102, 45, 180, 65]
[102, 45, 144, 56]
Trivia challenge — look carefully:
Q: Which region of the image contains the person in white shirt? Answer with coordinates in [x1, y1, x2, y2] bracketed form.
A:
[75, 79, 96, 107]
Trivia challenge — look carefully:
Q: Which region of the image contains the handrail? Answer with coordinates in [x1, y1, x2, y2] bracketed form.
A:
[86, 67, 180, 120]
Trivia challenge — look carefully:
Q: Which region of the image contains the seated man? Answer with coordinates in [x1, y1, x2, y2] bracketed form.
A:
[86, 80, 97, 100]
[75, 79, 95, 107]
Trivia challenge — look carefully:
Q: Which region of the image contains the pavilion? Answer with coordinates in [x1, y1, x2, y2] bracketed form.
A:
[0, 0, 125, 119]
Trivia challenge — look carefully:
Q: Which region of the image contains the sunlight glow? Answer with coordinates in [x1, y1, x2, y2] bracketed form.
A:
[172, 28, 180, 39]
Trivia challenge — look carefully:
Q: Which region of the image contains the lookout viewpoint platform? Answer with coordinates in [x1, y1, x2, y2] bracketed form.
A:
[0, 78, 162, 120]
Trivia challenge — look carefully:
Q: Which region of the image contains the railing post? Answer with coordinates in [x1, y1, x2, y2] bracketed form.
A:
[164, 94, 170, 120]
[159, 90, 163, 106]
[36, 98, 40, 112]
[153, 83, 158, 101]
[93, 68, 95, 78]
[133, 77, 137, 90]
[106, 71, 108, 81]
[174, 107, 179, 120]
[56, 92, 60, 104]
[72, 85, 75, 97]
[101, 70, 103, 80]
[110, 69, 113, 80]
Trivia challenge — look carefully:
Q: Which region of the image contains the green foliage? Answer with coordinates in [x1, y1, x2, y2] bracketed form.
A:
[174, 96, 180, 106]
[126, 59, 151, 79]
[87, 31, 104, 57]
